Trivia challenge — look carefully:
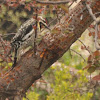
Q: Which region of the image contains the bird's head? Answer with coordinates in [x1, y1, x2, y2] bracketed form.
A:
[37, 16, 50, 31]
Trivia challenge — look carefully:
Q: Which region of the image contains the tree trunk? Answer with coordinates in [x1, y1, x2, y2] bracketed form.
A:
[0, 0, 99, 99]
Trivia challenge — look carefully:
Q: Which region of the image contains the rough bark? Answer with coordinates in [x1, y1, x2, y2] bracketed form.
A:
[0, 0, 100, 99]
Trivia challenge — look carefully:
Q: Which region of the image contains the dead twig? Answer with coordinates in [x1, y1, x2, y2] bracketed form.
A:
[36, 0, 73, 5]
[78, 39, 91, 54]
[86, 0, 100, 50]
[70, 49, 86, 62]
[34, 7, 38, 54]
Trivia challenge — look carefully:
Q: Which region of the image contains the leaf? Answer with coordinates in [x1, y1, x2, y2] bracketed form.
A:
[25, 5, 31, 11]
[8, 63, 12, 67]
[92, 75, 100, 81]
[89, 25, 94, 28]
[98, 31, 100, 39]
[87, 66, 96, 73]
[7, 58, 12, 62]
[81, 46, 85, 50]
[93, 50, 100, 56]
[88, 32, 92, 36]
[83, 64, 91, 70]
[87, 55, 92, 63]
[33, 1, 36, 4]
[38, 8, 44, 14]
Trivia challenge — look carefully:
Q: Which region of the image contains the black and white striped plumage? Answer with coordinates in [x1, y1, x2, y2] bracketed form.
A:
[11, 18, 35, 49]
[10, 16, 49, 68]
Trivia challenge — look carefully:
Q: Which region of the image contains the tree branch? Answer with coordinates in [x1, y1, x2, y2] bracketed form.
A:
[0, 0, 100, 99]
[36, 0, 72, 5]
[86, 0, 100, 50]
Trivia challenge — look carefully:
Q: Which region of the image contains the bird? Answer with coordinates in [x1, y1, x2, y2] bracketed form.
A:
[10, 16, 50, 69]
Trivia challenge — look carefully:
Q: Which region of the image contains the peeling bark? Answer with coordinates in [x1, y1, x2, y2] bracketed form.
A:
[0, 0, 100, 99]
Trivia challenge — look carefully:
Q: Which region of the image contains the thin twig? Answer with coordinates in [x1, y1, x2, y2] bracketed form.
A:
[34, 7, 38, 54]
[94, 21, 100, 50]
[69, 49, 72, 58]
[95, 12, 100, 16]
[78, 39, 91, 54]
[48, 17, 57, 26]
[0, 33, 16, 37]
[36, 0, 72, 5]
[70, 49, 86, 62]
[86, 1, 100, 50]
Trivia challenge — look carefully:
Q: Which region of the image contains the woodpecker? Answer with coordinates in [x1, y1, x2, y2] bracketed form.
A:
[10, 16, 49, 68]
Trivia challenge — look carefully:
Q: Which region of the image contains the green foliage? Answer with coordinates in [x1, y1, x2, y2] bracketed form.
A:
[23, 92, 39, 100]
[46, 64, 93, 100]
[59, 51, 72, 66]
[23, 63, 93, 100]
[59, 50, 86, 69]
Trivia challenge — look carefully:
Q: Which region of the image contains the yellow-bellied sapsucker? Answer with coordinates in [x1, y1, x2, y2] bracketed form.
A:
[10, 16, 49, 68]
